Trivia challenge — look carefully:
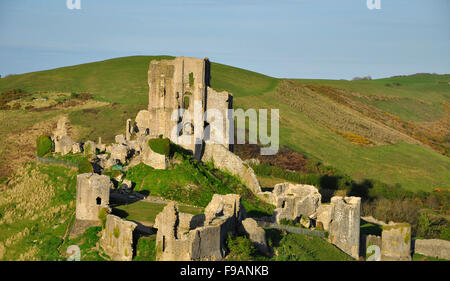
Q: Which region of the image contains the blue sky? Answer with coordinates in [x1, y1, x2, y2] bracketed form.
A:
[0, 0, 449, 79]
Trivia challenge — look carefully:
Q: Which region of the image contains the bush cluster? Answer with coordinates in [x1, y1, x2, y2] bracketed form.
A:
[78, 158, 93, 174]
[36, 135, 53, 157]
[148, 137, 171, 156]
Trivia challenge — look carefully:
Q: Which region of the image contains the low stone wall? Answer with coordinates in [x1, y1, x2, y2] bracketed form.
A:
[36, 156, 78, 168]
[413, 239, 450, 260]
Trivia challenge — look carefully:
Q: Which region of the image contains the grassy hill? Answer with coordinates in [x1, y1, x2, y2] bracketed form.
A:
[0, 56, 449, 191]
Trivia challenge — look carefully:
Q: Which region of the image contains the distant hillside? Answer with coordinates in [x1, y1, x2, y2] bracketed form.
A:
[0, 56, 278, 105]
[0, 56, 449, 191]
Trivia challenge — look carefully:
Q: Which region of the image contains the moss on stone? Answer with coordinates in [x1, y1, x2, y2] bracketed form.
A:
[113, 226, 120, 238]
[189, 72, 194, 88]
[98, 208, 109, 228]
[184, 96, 190, 109]
[382, 223, 410, 231]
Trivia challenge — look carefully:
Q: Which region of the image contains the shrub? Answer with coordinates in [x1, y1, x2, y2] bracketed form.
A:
[440, 228, 450, 241]
[78, 158, 93, 174]
[226, 234, 257, 261]
[36, 135, 53, 157]
[148, 137, 171, 156]
[134, 235, 157, 261]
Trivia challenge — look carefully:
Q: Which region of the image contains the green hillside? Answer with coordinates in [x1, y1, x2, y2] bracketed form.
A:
[0, 56, 449, 191]
[0, 56, 278, 105]
[298, 75, 449, 122]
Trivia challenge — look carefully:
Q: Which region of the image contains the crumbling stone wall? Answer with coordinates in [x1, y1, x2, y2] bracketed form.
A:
[381, 223, 411, 261]
[329, 196, 360, 259]
[202, 142, 261, 194]
[241, 218, 269, 255]
[413, 238, 450, 260]
[154, 194, 246, 261]
[99, 214, 137, 261]
[316, 204, 332, 231]
[205, 87, 233, 150]
[76, 173, 111, 221]
[147, 57, 206, 146]
[141, 139, 168, 169]
[53, 117, 73, 155]
[270, 183, 321, 224]
[362, 234, 382, 261]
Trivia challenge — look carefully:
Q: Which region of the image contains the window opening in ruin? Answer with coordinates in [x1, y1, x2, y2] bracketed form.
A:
[96, 197, 101, 205]
[162, 235, 166, 252]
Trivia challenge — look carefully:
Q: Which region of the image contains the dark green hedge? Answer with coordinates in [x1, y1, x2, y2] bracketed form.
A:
[36, 135, 53, 157]
[78, 158, 93, 174]
[148, 137, 171, 156]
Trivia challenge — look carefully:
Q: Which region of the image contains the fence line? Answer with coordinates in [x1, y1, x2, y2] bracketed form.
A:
[255, 220, 325, 237]
[35, 156, 79, 168]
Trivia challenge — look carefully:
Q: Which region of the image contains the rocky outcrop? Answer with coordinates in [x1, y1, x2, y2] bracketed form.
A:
[99, 214, 137, 261]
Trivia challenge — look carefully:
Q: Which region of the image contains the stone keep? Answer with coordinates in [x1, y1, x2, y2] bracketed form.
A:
[381, 223, 411, 261]
[99, 214, 137, 261]
[136, 57, 233, 154]
[147, 57, 207, 144]
[329, 196, 361, 259]
[154, 194, 245, 261]
[76, 173, 111, 221]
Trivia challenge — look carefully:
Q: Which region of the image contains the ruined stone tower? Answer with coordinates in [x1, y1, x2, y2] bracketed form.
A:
[76, 173, 111, 221]
[147, 57, 207, 139]
[136, 56, 233, 154]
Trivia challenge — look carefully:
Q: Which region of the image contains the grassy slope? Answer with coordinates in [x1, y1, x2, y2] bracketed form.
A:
[298, 75, 449, 122]
[237, 90, 450, 191]
[114, 201, 202, 225]
[1, 57, 449, 191]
